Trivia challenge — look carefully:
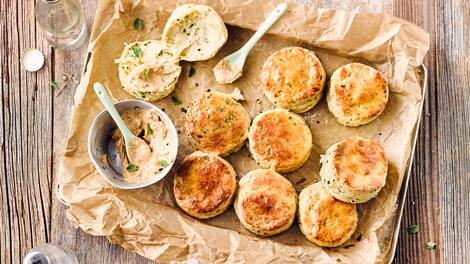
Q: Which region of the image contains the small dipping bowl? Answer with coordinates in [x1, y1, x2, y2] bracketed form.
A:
[88, 99, 178, 189]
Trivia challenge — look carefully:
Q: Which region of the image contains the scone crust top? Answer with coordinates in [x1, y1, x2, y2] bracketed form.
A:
[262, 47, 326, 111]
[248, 109, 312, 172]
[162, 4, 228, 61]
[185, 92, 250, 156]
[332, 137, 387, 192]
[235, 169, 297, 235]
[173, 152, 236, 217]
[327, 62, 388, 126]
[298, 183, 358, 247]
[115, 40, 181, 101]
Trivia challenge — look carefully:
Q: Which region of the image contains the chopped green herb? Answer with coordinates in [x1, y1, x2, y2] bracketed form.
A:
[224, 112, 234, 123]
[188, 65, 196, 77]
[425, 242, 436, 250]
[407, 225, 419, 234]
[160, 160, 169, 168]
[146, 123, 153, 135]
[49, 81, 60, 90]
[131, 45, 143, 57]
[133, 18, 143, 31]
[126, 163, 139, 172]
[171, 95, 182, 105]
[139, 68, 152, 80]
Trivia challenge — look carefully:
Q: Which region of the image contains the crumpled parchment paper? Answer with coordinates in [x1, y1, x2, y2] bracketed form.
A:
[57, 0, 430, 263]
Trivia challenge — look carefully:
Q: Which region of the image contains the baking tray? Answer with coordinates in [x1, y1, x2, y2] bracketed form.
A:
[385, 64, 427, 263]
[55, 7, 429, 262]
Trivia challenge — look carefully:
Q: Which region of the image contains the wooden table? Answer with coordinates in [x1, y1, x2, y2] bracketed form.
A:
[1, 0, 469, 263]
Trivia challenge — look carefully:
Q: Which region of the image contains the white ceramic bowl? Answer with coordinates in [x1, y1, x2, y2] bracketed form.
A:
[87, 100, 178, 189]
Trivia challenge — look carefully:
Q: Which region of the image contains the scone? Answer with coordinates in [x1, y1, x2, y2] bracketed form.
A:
[298, 182, 358, 247]
[262, 47, 326, 113]
[320, 137, 388, 203]
[173, 151, 237, 219]
[234, 169, 297, 236]
[162, 4, 228, 61]
[248, 109, 312, 173]
[185, 91, 250, 156]
[327, 62, 389, 126]
[115, 40, 181, 101]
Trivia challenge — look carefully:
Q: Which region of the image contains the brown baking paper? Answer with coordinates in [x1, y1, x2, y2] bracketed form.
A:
[57, 0, 430, 263]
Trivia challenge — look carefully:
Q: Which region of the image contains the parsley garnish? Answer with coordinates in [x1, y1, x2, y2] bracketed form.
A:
[146, 123, 153, 135]
[139, 68, 152, 80]
[171, 95, 182, 105]
[133, 18, 143, 31]
[425, 242, 436, 250]
[188, 65, 196, 77]
[407, 225, 419, 234]
[160, 160, 169, 168]
[126, 163, 139, 172]
[49, 81, 60, 90]
[131, 45, 143, 57]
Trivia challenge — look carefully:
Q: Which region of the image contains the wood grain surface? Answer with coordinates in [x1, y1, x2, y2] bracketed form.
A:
[1, 0, 468, 263]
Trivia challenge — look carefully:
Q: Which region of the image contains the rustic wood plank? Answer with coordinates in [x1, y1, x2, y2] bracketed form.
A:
[0, 0, 53, 263]
[391, 1, 442, 263]
[0, 0, 467, 263]
[48, 0, 154, 262]
[435, 1, 470, 264]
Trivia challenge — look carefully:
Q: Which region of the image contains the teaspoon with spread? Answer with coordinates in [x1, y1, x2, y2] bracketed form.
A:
[93, 82, 151, 165]
[213, 3, 288, 84]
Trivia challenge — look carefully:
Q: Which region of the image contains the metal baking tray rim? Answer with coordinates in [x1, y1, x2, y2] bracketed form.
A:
[386, 64, 428, 263]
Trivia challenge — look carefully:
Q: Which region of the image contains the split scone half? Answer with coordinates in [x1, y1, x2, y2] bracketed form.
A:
[185, 90, 250, 157]
[248, 109, 312, 173]
[162, 4, 228, 61]
[262, 47, 326, 113]
[115, 40, 181, 101]
[234, 169, 297, 236]
[173, 151, 237, 219]
[320, 137, 388, 203]
[327, 62, 389, 126]
[298, 182, 358, 247]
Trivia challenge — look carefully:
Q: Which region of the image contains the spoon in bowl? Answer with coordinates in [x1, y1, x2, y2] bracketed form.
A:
[213, 2, 288, 84]
[93, 82, 151, 165]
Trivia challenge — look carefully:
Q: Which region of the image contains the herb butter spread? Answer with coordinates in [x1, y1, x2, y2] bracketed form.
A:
[111, 109, 176, 183]
[213, 60, 243, 84]
[162, 4, 228, 61]
[115, 40, 181, 101]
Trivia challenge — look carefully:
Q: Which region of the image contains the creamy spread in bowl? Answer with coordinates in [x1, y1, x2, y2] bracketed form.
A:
[112, 109, 176, 183]
[88, 100, 178, 189]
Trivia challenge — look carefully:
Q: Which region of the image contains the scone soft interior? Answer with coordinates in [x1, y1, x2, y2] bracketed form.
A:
[162, 4, 228, 61]
[115, 40, 181, 101]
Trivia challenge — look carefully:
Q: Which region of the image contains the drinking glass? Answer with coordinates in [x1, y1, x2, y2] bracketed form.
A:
[35, 0, 87, 50]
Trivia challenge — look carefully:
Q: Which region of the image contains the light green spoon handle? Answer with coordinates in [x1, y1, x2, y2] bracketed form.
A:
[242, 3, 288, 52]
[93, 82, 134, 142]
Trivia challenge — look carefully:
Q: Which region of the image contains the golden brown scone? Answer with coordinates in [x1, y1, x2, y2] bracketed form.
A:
[173, 151, 237, 219]
[185, 91, 251, 156]
[262, 47, 326, 113]
[298, 182, 358, 247]
[234, 169, 297, 236]
[320, 137, 388, 203]
[327, 62, 389, 126]
[248, 109, 312, 173]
